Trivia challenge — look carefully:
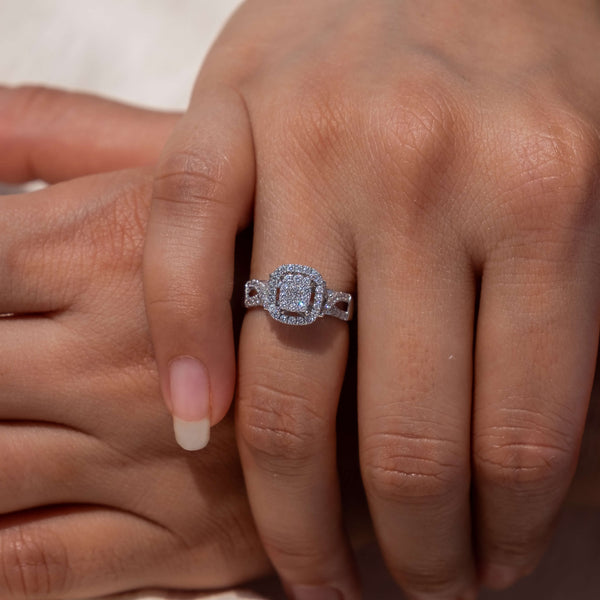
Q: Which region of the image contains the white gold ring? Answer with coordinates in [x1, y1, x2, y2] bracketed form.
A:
[244, 264, 354, 326]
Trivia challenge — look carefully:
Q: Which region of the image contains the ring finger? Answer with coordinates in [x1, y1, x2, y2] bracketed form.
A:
[236, 188, 359, 598]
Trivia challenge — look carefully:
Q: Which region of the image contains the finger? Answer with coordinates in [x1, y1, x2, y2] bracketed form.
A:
[0, 189, 76, 314]
[0, 168, 152, 315]
[0, 422, 98, 515]
[236, 206, 360, 597]
[357, 232, 478, 599]
[0, 318, 83, 420]
[0, 316, 162, 442]
[0, 506, 198, 599]
[145, 86, 254, 450]
[0, 85, 179, 183]
[474, 246, 600, 589]
[0, 421, 178, 518]
[0, 176, 112, 314]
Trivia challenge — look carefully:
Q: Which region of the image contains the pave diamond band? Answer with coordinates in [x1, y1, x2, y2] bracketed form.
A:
[244, 264, 354, 326]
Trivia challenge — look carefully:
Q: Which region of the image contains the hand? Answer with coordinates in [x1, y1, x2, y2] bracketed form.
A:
[142, 0, 600, 598]
[0, 89, 270, 599]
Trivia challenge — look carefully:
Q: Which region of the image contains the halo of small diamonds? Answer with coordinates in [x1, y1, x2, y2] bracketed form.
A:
[266, 264, 325, 325]
[244, 264, 353, 325]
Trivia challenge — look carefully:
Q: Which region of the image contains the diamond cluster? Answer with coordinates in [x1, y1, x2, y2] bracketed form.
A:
[244, 264, 353, 325]
[266, 264, 326, 325]
[278, 274, 311, 312]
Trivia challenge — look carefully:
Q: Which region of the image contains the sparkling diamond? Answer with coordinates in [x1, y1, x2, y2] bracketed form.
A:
[266, 264, 326, 325]
[278, 274, 311, 314]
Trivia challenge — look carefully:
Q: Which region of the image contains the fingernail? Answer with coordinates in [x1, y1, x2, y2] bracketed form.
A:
[173, 416, 210, 451]
[169, 357, 211, 451]
[481, 563, 518, 590]
[288, 584, 342, 600]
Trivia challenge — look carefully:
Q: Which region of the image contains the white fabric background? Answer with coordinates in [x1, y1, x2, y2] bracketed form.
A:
[0, 0, 239, 110]
[2, 2, 600, 599]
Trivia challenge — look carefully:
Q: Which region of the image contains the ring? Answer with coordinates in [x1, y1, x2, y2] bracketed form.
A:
[244, 264, 354, 326]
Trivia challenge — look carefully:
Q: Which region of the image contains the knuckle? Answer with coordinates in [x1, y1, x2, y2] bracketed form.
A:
[282, 76, 464, 166]
[260, 531, 332, 573]
[362, 430, 466, 504]
[375, 82, 463, 163]
[0, 86, 66, 161]
[0, 525, 70, 598]
[80, 175, 150, 272]
[497, 110, 600, 234]
[8, 85, 57, 122]
[265, 72, 468, 228]
[1, 232, 50, 292]
[475, 424, 574, 492]
[531, 111, 598, 185]
[367, 82, 467, 223]
[153, 150, 232, 222]
[394, 562, 468, 599]
[2, 236, 28, 284]
[482, 524, 548, 580]
[238, 372, 327, 468]
[100, 177, 150, 250]
[145, 288, 224, 319]
[269, 78, 354, 170]
[485, 537, 544, 575]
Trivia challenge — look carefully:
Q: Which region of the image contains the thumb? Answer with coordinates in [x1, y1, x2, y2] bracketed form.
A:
[0, 85, 180, 183]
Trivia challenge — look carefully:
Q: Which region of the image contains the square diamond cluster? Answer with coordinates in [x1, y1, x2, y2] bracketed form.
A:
[267, 264, 326, 325]
[278, 274, 312, 313]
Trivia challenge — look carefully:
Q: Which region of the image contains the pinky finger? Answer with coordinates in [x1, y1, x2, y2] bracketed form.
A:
[0, 506, 216, 599]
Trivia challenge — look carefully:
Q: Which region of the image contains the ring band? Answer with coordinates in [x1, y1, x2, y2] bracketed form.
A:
[244, 264, 354, 326]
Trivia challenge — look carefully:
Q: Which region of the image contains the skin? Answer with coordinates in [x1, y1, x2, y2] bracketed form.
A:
[140, 1, 600, 599]
[0, 94, 273, 599]
[2, 84, 600, 599]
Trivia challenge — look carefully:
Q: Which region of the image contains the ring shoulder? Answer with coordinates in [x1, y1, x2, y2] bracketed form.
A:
[244, 279, 268, 308]
[322, 289, 354, 321]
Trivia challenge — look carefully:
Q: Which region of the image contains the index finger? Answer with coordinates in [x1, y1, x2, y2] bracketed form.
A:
[144, 86, 255, 450]
[0, 85, 178, 182]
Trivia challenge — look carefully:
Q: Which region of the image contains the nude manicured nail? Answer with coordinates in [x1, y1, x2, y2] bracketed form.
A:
[169, 357, 210, 451]
[289, 584, 342, 600]
[173, 416, 210, 451]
